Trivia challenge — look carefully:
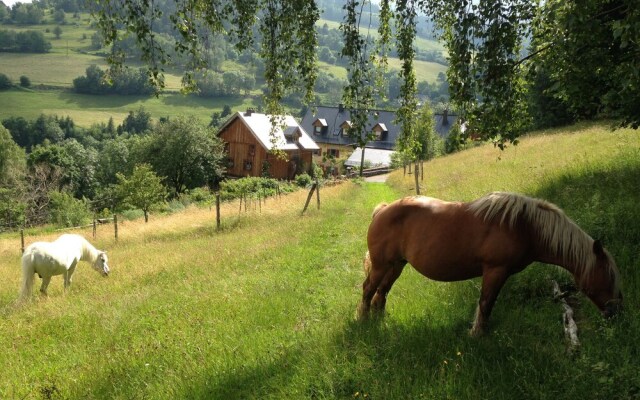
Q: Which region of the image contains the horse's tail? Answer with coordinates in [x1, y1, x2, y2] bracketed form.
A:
[363, 250, 372, 278]
[372, 202, 388, 219]
[20, 251, 35, 301]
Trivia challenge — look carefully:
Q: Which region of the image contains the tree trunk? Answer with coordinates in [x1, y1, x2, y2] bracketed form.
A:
[359, 147, 366, 177]
[414, 161, 420, 195]
[144, 209, 149, 223]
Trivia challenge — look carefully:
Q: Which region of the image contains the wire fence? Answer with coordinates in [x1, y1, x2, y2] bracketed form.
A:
[4, 184, 299, 254]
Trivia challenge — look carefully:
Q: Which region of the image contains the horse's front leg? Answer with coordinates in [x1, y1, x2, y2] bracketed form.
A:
[64, 262, 77, 292]
[39, 275, 52, 296]
[470, 267, 510, 337]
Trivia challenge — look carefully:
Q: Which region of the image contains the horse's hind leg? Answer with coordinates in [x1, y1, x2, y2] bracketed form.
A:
[39, 276, 51, 296]
[357, 251, 404, 320]
[370, 263, 405, 315]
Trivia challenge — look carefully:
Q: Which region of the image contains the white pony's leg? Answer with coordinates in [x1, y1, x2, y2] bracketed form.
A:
[64, 262, 77, 291]
[20, 256, 35, 301]
[40, 276, 52, 296]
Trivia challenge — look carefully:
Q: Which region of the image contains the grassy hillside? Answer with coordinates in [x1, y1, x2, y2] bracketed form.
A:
[0, 87, 257, 127]
[1, 125, 638, 397]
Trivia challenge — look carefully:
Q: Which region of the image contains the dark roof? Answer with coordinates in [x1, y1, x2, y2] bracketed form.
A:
[300, 105, 458, 151]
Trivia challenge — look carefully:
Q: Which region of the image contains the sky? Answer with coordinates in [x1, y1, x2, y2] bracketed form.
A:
[3, 0, 33, 6]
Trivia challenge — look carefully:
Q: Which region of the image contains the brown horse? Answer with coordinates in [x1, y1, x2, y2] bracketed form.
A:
[357, 192, 622, 336]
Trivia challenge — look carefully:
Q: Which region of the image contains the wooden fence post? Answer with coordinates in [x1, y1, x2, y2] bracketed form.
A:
[20, 229, 25, 254]
[315, 178, 320, 210]
[301, 183, 317, 215]
[93, 216, 97, 239]
[216, 193, 221, 230]
[114, 214, 118, 242]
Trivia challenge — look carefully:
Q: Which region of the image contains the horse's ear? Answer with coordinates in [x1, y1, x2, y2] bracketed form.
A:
[593, 240, 604, 255]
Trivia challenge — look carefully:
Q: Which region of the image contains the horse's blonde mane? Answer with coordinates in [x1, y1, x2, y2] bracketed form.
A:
[468, 192, 619, 290]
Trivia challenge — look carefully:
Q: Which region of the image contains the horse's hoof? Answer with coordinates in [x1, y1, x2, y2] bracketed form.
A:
[356, 303, 369, 321]
[469, 326, 485, 337]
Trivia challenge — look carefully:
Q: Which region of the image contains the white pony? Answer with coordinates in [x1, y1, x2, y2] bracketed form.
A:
[21, 233, 110, 300]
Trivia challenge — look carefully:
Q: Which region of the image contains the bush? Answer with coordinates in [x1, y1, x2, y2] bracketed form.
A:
[48, 191, 91, 227]
[219, 177, 295, 202]
[188, 187, 214, 205]
[120, 209, 145, 221]
[19, 75, 30, 87]
[0, 73, 11, 90]
[295, 173, 312, 187]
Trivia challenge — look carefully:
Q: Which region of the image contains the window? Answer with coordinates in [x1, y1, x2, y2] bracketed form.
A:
[339, 120, 352, 137]
[372, 123, 388, 141]
[313, 118, 328, 135]
[326, 149, 339, 158]
[244, 160, 253, 171]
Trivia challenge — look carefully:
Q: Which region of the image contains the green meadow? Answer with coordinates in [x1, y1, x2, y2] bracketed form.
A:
[0, 88, 257, 127]
[1, 122, 638, 399]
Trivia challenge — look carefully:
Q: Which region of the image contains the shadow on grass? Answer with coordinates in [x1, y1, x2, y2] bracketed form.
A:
[160, 94, 249, 109]
[56, 92, 150, 109]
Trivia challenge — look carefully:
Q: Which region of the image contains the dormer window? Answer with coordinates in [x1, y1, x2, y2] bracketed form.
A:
[372, 123, 388, 141]
[312, 118, 328, 135]
[285, 127, 302, 143]
[339, 120, 352, 136]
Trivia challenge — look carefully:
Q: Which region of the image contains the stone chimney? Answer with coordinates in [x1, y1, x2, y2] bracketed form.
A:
[338, 103, 344, 113]
[244, 108, 253, 116]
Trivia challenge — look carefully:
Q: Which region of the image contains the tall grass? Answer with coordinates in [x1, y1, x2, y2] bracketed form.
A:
[0, 122, 638, 399]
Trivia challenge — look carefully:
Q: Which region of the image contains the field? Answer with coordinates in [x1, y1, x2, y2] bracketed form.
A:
[1, 122, 639, 399]
[0, 88, 257, 127]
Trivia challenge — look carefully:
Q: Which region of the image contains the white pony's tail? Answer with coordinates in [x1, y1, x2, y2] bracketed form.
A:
[20, 252, 35, 301]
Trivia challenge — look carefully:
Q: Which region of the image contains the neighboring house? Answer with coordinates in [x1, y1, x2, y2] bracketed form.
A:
[217, 110, 319, 180]
[300, 104, 457, 161]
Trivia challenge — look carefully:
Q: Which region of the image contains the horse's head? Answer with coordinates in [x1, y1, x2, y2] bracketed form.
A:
[93, 251, 110, 277]
[581, 241, 622, 318]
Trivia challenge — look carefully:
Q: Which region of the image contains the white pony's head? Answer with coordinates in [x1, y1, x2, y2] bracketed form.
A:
[92, 251, 110, 277]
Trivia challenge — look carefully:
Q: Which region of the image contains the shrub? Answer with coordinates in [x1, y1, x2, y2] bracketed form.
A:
[188, 187, 214, 205]
[295, 173, 312, 187]
[120, 209, 145, 221]
[19, 75, 30, 87]
[219, 177, 295, 202]
[0, 73, 11, 90]
[48, 191, 91, 227]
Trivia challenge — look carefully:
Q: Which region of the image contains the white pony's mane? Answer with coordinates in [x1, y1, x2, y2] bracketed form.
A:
[468, 192, 619, 289]
[57, 234, 102, 264]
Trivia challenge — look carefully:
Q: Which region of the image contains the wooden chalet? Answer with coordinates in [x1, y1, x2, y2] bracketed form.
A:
[217, 110, 319, 180]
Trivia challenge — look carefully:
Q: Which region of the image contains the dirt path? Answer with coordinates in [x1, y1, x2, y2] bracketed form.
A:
[364, 173, 390, 183]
